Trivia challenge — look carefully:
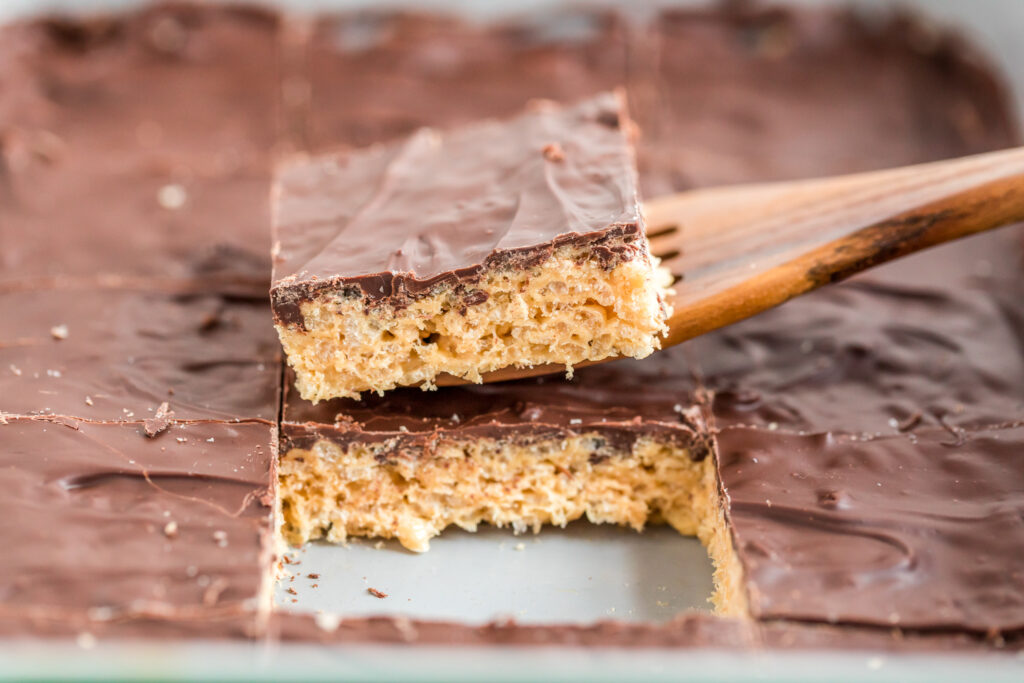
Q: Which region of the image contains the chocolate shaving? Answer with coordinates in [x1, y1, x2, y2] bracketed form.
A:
[143, 402, 174, 438]
[542, 142, 565, 162]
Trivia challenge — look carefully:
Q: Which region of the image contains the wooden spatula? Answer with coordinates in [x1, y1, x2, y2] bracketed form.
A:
[438, 146, 1024, 386]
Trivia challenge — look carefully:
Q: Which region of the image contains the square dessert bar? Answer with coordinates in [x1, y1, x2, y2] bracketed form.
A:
[0, 418, 278, 633]
[0, 5, 282, 289]
[717, 425, 1024, 634]
[277, 355, 743, 611]
[271, 91, 671, 401]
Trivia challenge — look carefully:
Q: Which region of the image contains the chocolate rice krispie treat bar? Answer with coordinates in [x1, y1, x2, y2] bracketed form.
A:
[271, 92, 670, 401]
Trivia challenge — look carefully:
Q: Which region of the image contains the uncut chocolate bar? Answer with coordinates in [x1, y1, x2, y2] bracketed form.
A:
[271, 91, 669, 401]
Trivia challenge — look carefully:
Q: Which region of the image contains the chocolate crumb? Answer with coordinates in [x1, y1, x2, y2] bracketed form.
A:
[143, 401, 174, 438]
[596, 109, 621, 129]
[143, 418, 170, 437]
[542, 142, 565, 162]
[286, 587, 298, 595]
[307, 573, 320, 579]
[462, 290, 489, 308]
[368, 587, 388, 599]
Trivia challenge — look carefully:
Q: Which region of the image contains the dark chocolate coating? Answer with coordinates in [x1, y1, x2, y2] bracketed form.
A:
[717, 425, 1024, 634]
[281, 364, 709, 460]
[695, 275, 1024, 435]
[0, 4, 281, 288]
[286, 1, 1024, 644]
[636, 6, 1018, 196]
[1, 0, 1023, 649]
[0, 2, 284, 640]
[270, 92, 644, 325]
[0, 287, 281, 422]
[301, 6, 1017, 197]
[301, 11, 632, 154]
[0, 418, 276, 623]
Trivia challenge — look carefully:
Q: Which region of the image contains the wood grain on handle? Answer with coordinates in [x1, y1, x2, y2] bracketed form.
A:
[650, 146, 1024, 347]
[436, 146, 1024, 386]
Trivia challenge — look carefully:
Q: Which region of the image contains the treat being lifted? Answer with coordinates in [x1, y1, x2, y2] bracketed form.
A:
[271, 91, 671, 401]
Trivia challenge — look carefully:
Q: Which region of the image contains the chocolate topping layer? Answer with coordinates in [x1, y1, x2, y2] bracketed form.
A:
[281, 352, 709, 458]
[301, 11, 630, 154]
[0, 418, 276, 621]
[0, 3, 281, 287]
[270, 91, 643, 323]
[694, 274, 1024, 435]
[0, 287, 281, 422]
[636, 6, 1018, 196]
[717, 425, 1024, 634]
[0, 2, 286, 641]
[282, 1, 1024, 644]
[1, 0, 1022, 649]
[300, 6, 1017, 197]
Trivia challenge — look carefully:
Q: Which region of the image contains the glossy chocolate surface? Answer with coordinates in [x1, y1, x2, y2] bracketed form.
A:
[1, 0, 1023, 648]
[0, 287, 280, 422]
[281, 362, 709, 459]
[300, 11, 631, 154]
[696, 274, 1024, 435]
[271, 92, 644, 322]
[0, 2, 283, 640]
[301, 6, 1016, 197]
[0, 418, 276, 624]
[0, 4, 281, 287]
[718, 425, 1024, 634]
[286, 0, 1024, 643]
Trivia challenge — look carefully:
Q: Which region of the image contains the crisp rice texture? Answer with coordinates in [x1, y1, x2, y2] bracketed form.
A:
[278, 246, 670, 401]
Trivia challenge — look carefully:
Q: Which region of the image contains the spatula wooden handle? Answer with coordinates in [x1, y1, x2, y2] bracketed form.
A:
[648, 146, 1024, 347]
